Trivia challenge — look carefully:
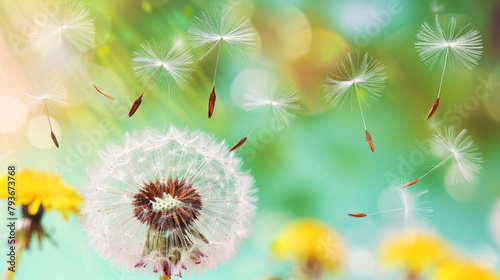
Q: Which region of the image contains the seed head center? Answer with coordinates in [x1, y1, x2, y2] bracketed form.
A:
[151, 192, 182, 213]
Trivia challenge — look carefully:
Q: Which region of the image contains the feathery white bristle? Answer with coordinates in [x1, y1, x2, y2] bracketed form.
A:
[131, 39, 194, 94]
[430, 126, 483, 185]
[24, 79, 68, 115]
[80, 125, 257, 277]
[30, 1, 95, 56]
[415, 15, 483, 71]
[188, 4, 256, 63]
[242, 80, 301, 130]
[324, 52, 387, 110]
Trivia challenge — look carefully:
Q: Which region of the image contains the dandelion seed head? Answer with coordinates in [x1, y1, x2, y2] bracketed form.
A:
[81, 125, 257, 277]
[324, 52, 387, 110]
[131, 39, 194, 95]
[188, 5, 256, 62]
[30, 1, 95, 56]
[415, 15, 483, 71]
[242, 80, 301, 130]
[430, 126, 483, 185]
[24, 80, 68, 115]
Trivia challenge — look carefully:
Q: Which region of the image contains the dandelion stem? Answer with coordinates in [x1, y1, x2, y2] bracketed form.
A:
[141, 66, 163, 97]
[419, 153, 454, 180]
[212, 39, 223, 87]
[63, 33, 115, 100]
[247, 105, 270, 137]
[368, 208, 406, 216]
[64, 34, 93, 85]
[437, 48, 449, 99]
[354, 84, 367, 131]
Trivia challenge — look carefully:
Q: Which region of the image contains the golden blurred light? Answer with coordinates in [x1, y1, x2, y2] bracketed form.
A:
[141, 1, 153, 13]
[258, 5, 312, 64]
[0, 96, 28, 134]
[271, 219, 344, 275]
[25, 115, 61, 149]
[285, 28, 350, 113]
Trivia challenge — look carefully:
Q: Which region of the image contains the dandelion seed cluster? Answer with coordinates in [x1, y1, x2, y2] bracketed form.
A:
[81, 125, 257, 277]
[430, 126, 483, 185]
[415, 15, 483, 71]
[30, 1, 95, 55]
[188, 4, 256, 62]
[324, 53, 387, 110]
[131, 39, 194, 94]
[243, 80, 301, 130]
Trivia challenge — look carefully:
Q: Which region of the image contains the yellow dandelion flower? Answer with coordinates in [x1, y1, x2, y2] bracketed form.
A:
[271, 219, 344, 279]
[0, 169, 81, 219]
[432, 259, 500, 280]
[380, 234, 451, 278]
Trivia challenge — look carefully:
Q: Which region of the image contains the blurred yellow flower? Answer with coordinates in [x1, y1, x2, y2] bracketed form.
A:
[271, 219, 344, 278]
[0, 169, 81, 218]
[432, 260, 500, 280]
[380, 234, 451, 277]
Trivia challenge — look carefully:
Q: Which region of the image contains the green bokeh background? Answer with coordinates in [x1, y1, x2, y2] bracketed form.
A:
[1, 0, 500, 279]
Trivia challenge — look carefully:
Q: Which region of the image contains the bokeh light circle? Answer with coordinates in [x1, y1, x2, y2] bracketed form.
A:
[0, 96, 28, 134]
[348, 247, 376, 276]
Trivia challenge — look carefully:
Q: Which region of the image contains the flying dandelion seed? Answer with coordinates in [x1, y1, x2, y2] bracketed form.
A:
[415, 15, 483, 120]
[25, 80, 68, 148]
[188, 4, 256, 118]
[348, 183, 432, 233]
[323, 52, 387, 153]
[229, 80, 300, 152]
[81, 125, 257, 279]
[128, 39, 194, 117]
[402, 126, 483, 188]
[29, 1, 115, 101]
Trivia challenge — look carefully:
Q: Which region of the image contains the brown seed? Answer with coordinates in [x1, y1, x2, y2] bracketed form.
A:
[426, 97, 439, 120]
[208, 86, 216, 119]
[50, 131, 59, 148]
[129, 95, 143, 117]
[229, 137, 247, 152]
[348, 213, 367, 218]
[401, 178, 420, 188]
[93, 84, 115, 101]
[365, 130, 374, 153]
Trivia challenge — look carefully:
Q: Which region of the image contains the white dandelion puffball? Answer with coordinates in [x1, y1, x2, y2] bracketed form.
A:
[81, 125, 257, 278]
[131, 39, 194, 94]
[243, 80, 301, 130]
[430, 126, 483, 185]
[30, 1, 95, 56]
[324, 53, 387, 110]
[24, 80, 68, 115]
[415, 15, 483, 71]
[188, 4, 256, 62]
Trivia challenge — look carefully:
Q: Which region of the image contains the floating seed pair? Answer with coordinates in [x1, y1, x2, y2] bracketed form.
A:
[129, 5, 256, 118]
[30, 1, 115, 101]
[349, 126, 483, 231]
